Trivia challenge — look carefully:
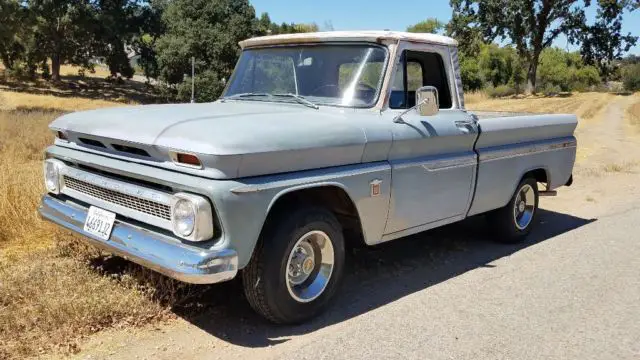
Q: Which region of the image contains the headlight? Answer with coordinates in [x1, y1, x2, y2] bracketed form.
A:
[43, 159, 64, 194]
[173, 199, 196, 236]
[171, 193, 214, 241]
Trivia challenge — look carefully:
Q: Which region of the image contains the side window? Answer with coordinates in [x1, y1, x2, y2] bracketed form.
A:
[389, 50, 452, 109]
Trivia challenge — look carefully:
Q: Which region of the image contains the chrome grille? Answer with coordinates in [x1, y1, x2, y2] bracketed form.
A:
[63, 176, 171, 220]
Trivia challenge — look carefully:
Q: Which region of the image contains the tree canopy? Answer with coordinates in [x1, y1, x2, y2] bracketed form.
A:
[580, 0, 638, 80]
[449, 0, 637, 92]
[406, 18, 445, 34]
[0, 0, 638, 98]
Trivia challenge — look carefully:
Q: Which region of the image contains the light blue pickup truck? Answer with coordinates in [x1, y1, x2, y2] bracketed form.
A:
[40, 31, 577, 323]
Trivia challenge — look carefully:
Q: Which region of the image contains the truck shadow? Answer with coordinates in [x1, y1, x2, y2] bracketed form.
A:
[175, 208, 595, 347]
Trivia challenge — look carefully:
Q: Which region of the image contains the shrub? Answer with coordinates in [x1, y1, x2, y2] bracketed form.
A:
[176, 70, 226, 103]
[622, 63, 640, 92]
[460, 56, 483, 91]
[542, 83, 562, 96]
[570, 66, 601, 92]
[486, 85, 516, 98]
[5, 61, 37, 80]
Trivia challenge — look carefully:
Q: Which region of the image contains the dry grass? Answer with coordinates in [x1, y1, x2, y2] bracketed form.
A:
[626, 96, 640, 129]
[59, 64, 112, 78]
[466, 92, 614, 122]
[0, 91, 195, 359]
[0, 90, 131, 112]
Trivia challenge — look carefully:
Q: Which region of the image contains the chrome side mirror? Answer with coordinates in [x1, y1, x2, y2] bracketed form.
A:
[415, 86, 439, 116]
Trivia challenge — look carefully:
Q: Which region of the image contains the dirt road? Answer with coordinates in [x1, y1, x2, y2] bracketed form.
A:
[68, 95, 640, 360]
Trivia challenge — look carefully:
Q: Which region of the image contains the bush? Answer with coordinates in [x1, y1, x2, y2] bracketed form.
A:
[176, 70, 226, 103]
[622, 63, 640, 92]
[460, 56, 483, 91]
[570, 66, 600, 92]
[542, 83, 562, 96]
[5, 61, 37, 80]
[486, 85, 516, 98]
[537, 48, 603, 92]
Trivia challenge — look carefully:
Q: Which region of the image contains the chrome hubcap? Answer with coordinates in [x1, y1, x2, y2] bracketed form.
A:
[513, 184, 535, 230]
[285, 230, 334, 303]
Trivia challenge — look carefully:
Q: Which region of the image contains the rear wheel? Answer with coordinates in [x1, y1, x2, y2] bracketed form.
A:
[242, 206, 345, 324]
[487, 177, 539, 243]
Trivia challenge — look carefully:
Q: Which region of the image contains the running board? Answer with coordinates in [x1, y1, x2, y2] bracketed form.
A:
[539, 190, 557, 197]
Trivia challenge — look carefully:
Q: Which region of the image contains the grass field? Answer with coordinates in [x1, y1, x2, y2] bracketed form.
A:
[0, 87, 638, 359]
[466, 91, 615, 123]
[0, 90, 180, 359]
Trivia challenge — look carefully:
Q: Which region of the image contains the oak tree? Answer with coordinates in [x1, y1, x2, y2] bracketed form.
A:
[580, 0, 638, 80]
[406, 18, 445, 34]
[450, 0, 590, 92]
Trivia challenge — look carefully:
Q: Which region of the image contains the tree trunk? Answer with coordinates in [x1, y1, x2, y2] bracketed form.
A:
[51, 54, 61, 82]
[1, 53, 12, 70]
[526, 53, 540, 94]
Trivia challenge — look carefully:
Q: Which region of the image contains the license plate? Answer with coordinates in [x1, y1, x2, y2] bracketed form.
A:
[84, 206, 116, 241]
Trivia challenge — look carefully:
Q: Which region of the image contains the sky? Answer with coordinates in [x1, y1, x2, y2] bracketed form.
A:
[251, 0, 640, 55]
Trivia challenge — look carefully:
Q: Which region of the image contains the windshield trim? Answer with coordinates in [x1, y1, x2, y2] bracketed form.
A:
[221, 42, 390, 109]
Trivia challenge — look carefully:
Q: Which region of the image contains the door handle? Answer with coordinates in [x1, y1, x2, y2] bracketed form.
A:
[455, 120, 475, 127]
[454, 120, 476, 133]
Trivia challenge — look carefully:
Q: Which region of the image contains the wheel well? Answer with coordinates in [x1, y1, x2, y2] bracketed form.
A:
[267, 186, 363, 241]
[524, 168, 548, 190]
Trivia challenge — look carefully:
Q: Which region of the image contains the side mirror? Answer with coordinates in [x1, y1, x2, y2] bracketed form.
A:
[415, 86, 439, 116]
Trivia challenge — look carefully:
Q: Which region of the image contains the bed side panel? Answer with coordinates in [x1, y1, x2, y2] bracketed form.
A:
[468, 114, 577, 216]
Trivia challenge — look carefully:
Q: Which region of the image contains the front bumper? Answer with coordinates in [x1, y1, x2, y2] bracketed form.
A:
[39, 195, 238, 284]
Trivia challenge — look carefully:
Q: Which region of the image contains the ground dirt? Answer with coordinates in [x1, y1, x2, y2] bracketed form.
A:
[49, 94, 640, 360]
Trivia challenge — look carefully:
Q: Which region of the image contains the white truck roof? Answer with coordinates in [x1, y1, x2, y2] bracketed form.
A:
[239, 30, 458, 49]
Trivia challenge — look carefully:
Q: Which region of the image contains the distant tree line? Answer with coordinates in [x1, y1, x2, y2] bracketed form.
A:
[442, 0, 639, 94]
[1, 0, 639, 102]
[410, 1, 638, 94]
[0, 0, 319, 101]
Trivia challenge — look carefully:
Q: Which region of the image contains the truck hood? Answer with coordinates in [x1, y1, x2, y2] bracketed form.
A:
[50, 101, 372, 179]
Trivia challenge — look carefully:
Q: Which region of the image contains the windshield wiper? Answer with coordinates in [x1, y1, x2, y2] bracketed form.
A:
[224, 92, 319, 109]
[224, 92, 272, 100]
[273, 93, 319, 109]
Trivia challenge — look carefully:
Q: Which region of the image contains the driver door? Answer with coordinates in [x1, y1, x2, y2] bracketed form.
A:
[384, 45, 478, 236]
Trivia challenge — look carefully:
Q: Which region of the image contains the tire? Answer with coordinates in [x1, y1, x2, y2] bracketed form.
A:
[487, 177, 539, 243]
[242, 206, 345, 324]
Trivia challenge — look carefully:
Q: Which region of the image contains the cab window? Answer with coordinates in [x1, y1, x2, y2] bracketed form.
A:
[389, 50, 452, 109]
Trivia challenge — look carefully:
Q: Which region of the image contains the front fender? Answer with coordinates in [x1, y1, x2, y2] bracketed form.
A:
[218, 162, 392, 268]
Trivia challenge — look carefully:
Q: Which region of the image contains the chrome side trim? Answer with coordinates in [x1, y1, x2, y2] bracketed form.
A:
[230, 163, 391, 194]
[392, 153, 477, 171]
[479, 139, 577, 162]
[59, 165, 174, 230]
[39, 195, 237, 284]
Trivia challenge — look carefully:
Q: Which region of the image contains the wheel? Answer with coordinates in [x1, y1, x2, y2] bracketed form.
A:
[487, 177, 539, 243]
[242, 206, 345, 324]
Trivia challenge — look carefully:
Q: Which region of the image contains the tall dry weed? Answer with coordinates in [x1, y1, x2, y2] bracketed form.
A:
[0, 93, 185, 359]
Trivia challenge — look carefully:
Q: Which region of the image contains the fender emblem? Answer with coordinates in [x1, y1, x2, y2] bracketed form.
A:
[370, 179, 382, 197]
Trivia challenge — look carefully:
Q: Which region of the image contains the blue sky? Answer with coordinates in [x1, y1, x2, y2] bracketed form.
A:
[252, 0, 640, 55]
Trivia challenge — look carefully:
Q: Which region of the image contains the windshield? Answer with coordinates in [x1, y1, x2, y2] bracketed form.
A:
[223, 44, 388, 108]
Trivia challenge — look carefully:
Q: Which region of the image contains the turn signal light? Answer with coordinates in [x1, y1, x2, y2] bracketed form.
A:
[170, 151, 202, 169]
[177, 153, 201, 166]
[54, 130, 68, 141]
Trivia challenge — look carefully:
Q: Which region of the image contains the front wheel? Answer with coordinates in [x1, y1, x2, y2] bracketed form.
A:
[487, 177, 539, 243]
[242, 206, 345, 324]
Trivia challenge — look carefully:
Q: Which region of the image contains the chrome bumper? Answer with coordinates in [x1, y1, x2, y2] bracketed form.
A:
[38, 195, 238, 284]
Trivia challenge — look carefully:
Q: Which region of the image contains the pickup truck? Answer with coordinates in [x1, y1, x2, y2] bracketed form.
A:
[39, 31, 577, 324]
